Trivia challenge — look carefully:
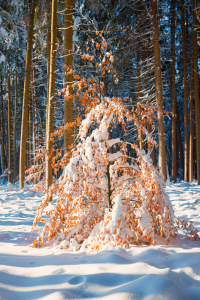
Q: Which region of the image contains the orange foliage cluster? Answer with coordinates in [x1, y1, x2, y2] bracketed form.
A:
[175, 218, 200, 241]
[31, 97, 188, 251]
[30, 33, 199, 251]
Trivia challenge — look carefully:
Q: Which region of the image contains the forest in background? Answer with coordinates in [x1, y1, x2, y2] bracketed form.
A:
[0, 0, 200, 190]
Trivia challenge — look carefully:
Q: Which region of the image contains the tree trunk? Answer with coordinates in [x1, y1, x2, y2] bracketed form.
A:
[0, 75, 5, 184]
[171, 0, 177, 182]
[146, 45, 156, 166]
[19, 0, 35, 190]
[7, 52, 12, 183]
[46, 1, 51, 142]
[0, 114, 3, 182]
[14, 50, 18, 184]
[193, 0, 200, 184]
[189, 44, 194, 182]
[46, 0, 58, 192]
[64, 0, 73, 152]
[32, 47, 36, 175]
[28, 97, 32, 168]
[152, 0, 167, 180]
[181, 0, 189, 182]
[137, 42, 144, 150]
[176, 101, 184, 173]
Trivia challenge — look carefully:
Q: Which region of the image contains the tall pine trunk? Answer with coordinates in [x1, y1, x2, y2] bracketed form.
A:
[193, 0, 200, 184]
[32, 47, 36, 173]
[0, 75, 5, 184]
[171, 0, 177, 181]
[46, 0, 58, 192]
[181, 0, 189, 182]
[46, 0, 51, 142]
[7, 52, 12, 183]
[19, 0, 36, 190]
[152, 0, 167, 180]
[176, 101, 184, 172]
[64, 0, 73, 152]
[14, 50, 18, 183]
[189, 43, 194, 182]
[28, 97, 32, 168]
[137, 42, 144, 150]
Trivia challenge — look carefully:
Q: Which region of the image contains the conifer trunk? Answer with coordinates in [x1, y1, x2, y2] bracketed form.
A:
[193, 0, 200, 184]
[171, 0, 177, 182]
[189, 45, 194, 182]
[0, 114, 3, 182]
[32, 48, 36, 170]
[19, 0, 35, 190]
[14, 50, 18, 183]
[181, 0, 189, 182]
[0, 77, 4, 181]
[64, 0, 73, 152]
[46, 1, 51, 141]
[7, 52, 12, 183]
[152, 0, 167, 180]
[28, 98, 32, 168]
[0, 75, 5, 184]
[46, 0, 57, 192]
[176, 101, 184, 172]
[137, 43, 144, 150]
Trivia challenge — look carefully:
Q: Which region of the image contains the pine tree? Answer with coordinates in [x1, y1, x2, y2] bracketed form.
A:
[181, 0, 189, 182]
[19, 0, 36, 190]
[171, 0, 177, 182]
[193, 0, 200, 184]
[152, 0, 167, 180]
[7, 52, 12, 183]
[46, 0, 58, 194]
[64, 0, 73, 152]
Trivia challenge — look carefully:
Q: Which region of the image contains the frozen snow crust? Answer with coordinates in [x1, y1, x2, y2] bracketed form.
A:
[0, 181, 200, 299]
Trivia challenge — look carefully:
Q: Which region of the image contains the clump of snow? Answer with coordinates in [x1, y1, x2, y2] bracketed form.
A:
[6, 182, 15, 192]
[0, 53, 6, 64]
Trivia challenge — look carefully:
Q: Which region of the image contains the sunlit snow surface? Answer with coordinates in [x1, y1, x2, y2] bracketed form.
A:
[0, 181, 200, 300]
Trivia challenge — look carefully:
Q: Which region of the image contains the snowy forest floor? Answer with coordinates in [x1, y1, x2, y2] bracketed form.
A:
[0, 181, 200, 300]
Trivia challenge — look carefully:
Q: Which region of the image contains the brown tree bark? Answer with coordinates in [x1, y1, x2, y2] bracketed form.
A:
[181, 0, 189, 182]
[152, 0, 167, 180]
[0, 75, 5, 184]
[0, 112, 3, 182]
[19, 0, 35, 190]
[14, 50, 18, 183]
[64, 0, 73, 152]
[175, 101, 184, 172]
[146, 45, 156, 166]
[32, 47, 36, 172]
[46, 0, 51, 142]
[0, 75, 5, 183]
[46, 0, 58, 192]
[169, 53, 184, 177]
[171, 0, 177, 182]
[189, 44, 194, 182]
[193, 0, 200, 184]
[28, 97, 32, 168]
[137, 42, 144, 150]
[7, 52, 12, 183]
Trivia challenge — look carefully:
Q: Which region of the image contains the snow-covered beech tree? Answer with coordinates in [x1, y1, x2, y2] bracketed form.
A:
[32, 97, 178, 251]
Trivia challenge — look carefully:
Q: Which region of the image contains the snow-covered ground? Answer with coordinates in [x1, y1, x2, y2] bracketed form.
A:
[0, 181, 200, 300]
